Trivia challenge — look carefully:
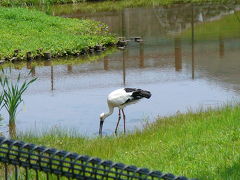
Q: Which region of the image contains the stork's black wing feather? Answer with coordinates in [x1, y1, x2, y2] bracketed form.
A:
[124, 88, 151, 100]
[124, 88, 138, 92]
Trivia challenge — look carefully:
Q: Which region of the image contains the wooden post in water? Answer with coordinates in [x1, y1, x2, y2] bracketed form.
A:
[219, 35, 224, 58]
[31, 66, 36, 77]
[51, 66, 54, 91]
[139, 41, 144, 68]
[44, 60, 52, 66]
[27, 61, 32, 70]
[27, 61, 36, 77]
[191, 4, 195, 80]
[174, 37, 182, 72]
[122, 49, 128, 86]
[67, 65, 73, 73]
[44, 52, 51, 60]
[26, 51, 32, 61]
[103, 56, 109, 71]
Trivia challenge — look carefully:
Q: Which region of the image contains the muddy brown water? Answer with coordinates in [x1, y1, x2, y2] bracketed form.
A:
[1, 3, 240, 136]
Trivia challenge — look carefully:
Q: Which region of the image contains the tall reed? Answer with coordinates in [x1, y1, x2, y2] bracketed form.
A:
[0, 69, 37, 124]
[0, 92, 4, 111]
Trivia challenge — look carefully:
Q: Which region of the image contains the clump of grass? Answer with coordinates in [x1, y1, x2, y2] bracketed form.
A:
[0, 69, 37, 124]
[0, 91, 4, 111]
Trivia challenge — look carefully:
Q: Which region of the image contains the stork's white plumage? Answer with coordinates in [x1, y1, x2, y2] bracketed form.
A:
[99, 88, 151, 136]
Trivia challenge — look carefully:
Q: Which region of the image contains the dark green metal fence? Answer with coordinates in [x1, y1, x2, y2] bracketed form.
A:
[0, 137, 194, 180]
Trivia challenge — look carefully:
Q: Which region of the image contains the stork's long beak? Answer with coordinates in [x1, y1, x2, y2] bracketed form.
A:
[99, 120, 104, 136]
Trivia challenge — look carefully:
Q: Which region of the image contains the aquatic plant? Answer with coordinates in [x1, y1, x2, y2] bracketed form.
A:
[0, 69, 37, 124]
[0, 92, 4, 111]
[0, 82, 5, 127]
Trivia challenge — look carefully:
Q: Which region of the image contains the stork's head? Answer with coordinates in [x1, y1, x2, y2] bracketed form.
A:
[99, 113, 105, 136]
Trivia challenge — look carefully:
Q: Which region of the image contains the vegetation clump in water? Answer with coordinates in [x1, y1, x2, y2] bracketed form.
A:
[0, 69, 37, 125]
[0, 7, 117, 62]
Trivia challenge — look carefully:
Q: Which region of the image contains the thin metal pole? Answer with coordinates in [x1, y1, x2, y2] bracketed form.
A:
[4, 163, 8, 180]
[25, 168, 28, 180]
[35, 170, 39, 180]
[15, 165, 18, 180]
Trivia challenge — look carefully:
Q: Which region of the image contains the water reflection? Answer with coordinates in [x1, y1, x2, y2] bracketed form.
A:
[1, 3, 240, 136]
[139, 42, 144, 68]
[219, 36, 224, 58]
[51, 3, 239, 40]
[67, 65, 73, 73]
[191, 5, 195, 80]
[122, 49, 127, 85]
[103, 56, 109, 71]
[174, 38, 182, 72]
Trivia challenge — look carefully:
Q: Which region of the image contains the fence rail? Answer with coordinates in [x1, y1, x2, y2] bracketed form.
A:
[0, 137, 193, 180]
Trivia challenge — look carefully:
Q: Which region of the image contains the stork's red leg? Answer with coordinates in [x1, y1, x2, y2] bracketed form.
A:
[115, 109, 121, 135]
[122, 109, 126, 133]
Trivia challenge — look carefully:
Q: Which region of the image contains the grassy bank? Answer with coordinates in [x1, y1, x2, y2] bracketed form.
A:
[0, 0, 237, 7]
[0, 0, 86, 6]
[17, 105, 240, 179]
[0, 7, 117, 61]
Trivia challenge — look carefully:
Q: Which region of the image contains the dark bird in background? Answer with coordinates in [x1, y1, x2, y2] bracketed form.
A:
[99, 88, 151, 136]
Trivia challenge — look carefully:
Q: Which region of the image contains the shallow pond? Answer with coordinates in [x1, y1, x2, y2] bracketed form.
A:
[1, 3, 240, 136]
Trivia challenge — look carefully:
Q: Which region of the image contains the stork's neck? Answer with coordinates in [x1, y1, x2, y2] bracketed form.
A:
[102, 105, 114, 120]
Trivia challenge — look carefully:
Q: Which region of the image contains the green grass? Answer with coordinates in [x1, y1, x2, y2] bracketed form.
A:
[0, 7, 117, 60]
[17, 104, 240, 179]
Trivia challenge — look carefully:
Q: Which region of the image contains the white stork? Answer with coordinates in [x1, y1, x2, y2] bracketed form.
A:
[99, 88, 151, 136]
